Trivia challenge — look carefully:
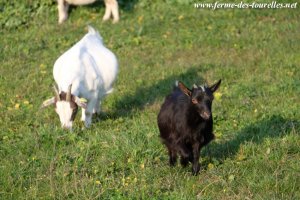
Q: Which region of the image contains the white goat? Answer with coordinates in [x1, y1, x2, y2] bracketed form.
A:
[42, 26, 118, 129]
[57, 0, 119, 24]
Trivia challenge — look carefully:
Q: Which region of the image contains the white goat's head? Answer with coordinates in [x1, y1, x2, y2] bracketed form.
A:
[41, 85, 87, 130]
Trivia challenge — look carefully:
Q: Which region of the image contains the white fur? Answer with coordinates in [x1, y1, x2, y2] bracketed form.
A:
[56, 101, 74, 129]
[57, 0, 119, 24]
[53, 26, 118, 128]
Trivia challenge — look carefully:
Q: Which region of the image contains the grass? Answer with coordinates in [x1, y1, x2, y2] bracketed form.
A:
[0, 1, 299, 199]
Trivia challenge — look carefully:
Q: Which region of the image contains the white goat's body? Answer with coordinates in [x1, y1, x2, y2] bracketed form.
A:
[53, 26, 118, 127]
[62, 0, 96, 5]
[57, 0, 119, 24]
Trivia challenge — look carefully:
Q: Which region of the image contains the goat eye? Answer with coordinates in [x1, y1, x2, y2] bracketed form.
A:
[192, 98, 198, 104]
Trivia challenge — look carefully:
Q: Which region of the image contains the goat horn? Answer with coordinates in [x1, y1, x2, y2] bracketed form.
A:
[66, 84, 72, 102]
[193, 84, 198, 89]
[53, 85, 60, 101]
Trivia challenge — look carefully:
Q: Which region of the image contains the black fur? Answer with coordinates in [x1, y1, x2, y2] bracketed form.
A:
[157, 80, 221, 175]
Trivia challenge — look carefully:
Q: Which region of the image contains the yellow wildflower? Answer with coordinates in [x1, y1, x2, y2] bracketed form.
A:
[207, 163, 214, 170]
[15, 103, 20, 109]
[178, 15, 184, 20]
[95, 180, 101, 185]
[138, 16, 144, 24]
[214, 92, 222, 101]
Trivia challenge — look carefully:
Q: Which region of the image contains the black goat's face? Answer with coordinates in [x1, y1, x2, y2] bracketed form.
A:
[178, 80, 221, 120]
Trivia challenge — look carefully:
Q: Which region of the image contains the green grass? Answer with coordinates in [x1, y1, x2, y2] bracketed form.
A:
[0, 1, 299, 199]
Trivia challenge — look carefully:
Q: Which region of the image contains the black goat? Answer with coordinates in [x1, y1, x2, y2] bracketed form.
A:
[157, 80, 221, 175]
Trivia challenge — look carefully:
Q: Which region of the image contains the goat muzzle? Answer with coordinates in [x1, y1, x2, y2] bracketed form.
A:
[200, 111, 211, 120]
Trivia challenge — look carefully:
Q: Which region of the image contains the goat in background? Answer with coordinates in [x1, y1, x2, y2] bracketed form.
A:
[57, 0, 119, 24]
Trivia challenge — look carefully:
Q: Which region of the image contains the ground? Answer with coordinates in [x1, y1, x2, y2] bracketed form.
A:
[0, 0, 299, 199]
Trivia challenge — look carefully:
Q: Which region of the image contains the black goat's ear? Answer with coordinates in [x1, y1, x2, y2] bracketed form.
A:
[209, 79, 221, 93]
[178, 81, 192, 97]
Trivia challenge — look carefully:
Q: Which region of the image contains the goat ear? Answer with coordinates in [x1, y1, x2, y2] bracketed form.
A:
[41, 97, 56, 109]
[74, 97, 87, 109]
[209, 79, 221, 93]
[178, 81, 192, 97]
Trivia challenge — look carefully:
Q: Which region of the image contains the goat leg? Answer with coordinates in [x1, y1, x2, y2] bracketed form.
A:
[191, 143, 201, 175]
[57, 0, 69, 24]
[167, 145, 177, 166]
[179, 144, 192, 167]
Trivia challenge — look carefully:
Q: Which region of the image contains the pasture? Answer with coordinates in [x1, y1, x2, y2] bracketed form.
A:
[0, 0, 299, 199]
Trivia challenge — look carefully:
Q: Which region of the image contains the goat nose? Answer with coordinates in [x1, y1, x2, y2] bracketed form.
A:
[63, 126, 72, 131]
[62, 124, 72, 130]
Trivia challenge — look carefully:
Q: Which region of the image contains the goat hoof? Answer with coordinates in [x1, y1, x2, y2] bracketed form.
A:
[112, 19, 119, 24]
[102, 16, 110, 22]
[58, 17, 67, 24]
[192, 169, 200, 176]
[192, 165, 200, 176]
[180, 157, 189, 167]
[169, 157, 177, 166]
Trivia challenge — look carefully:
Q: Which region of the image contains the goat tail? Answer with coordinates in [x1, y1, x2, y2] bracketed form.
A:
[87, 25, 103, 41]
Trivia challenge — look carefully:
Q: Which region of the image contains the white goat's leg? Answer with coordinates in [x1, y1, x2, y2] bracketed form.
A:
[81, 108, 86, 122]
[93, 98, 101, 115]
[58, 0, 69, 24]
[103, 0, 112, 21]
[110, 0, 119, 23]
[84, 98, 98, 127]
[84, 112, 92, 127]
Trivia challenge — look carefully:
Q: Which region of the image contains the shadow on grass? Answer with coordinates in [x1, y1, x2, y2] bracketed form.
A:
[98, 67, 205, 120]
[205, 115, 299, 163]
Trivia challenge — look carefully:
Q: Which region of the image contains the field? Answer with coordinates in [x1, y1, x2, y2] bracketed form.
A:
[0, 0, 299, 199]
